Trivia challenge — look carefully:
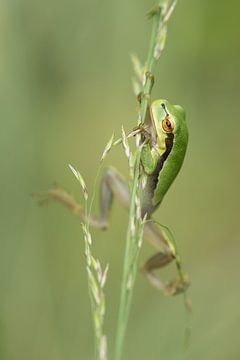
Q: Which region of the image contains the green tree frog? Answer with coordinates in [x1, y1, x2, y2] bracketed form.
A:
[91, 98, 189, 295]
[35, 98, 189, 296]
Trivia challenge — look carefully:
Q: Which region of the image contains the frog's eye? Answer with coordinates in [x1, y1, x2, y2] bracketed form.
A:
[162, 115, 175, 133]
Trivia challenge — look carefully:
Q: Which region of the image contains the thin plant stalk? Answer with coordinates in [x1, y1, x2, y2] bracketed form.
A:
[69, 164, 108, 360]
[114, 148, 143, 360]
[114, 2, 178, 360]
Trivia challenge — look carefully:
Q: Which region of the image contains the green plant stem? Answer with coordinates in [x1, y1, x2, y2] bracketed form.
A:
[114, 150, 142, 360]
[114, 6, 163, 360]
[140, 6, 162, 125]
[114, 2, 177, 360]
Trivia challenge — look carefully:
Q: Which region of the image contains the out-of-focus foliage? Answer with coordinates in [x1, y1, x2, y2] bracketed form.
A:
[1, 1, 240, 359]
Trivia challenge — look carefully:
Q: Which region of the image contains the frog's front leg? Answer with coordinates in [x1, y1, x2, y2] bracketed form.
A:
[142, 221, 190, 296]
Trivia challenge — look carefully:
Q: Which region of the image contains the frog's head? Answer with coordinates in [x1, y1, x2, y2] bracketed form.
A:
[150, 99, 188, 155]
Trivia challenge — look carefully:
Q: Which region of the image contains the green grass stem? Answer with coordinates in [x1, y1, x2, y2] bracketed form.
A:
[114, 2, 178, 360]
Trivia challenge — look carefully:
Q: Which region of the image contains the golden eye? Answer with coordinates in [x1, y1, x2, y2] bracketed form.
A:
[162, 115, 175, 133]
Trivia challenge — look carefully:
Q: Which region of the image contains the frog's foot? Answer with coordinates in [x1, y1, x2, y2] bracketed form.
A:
[163, 275, 190, 296]
[141, 251, 190, 296]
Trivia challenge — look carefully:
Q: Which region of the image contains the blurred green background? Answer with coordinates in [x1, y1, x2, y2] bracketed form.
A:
[1, 0, 240, 359]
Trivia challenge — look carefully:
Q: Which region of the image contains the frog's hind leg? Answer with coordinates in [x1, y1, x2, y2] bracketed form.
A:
[33, 167, 130, 229]
[97, 167, 129, 228]
[142, 221, 190, 296]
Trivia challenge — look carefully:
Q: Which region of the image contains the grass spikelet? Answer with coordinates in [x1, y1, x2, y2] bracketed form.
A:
[68, 164, 88, 201]
[100, 132, 115, 162]
[69, 164, 108, 360]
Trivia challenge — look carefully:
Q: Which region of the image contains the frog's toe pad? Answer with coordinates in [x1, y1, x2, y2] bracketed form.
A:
[165, 275, 190, 296]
